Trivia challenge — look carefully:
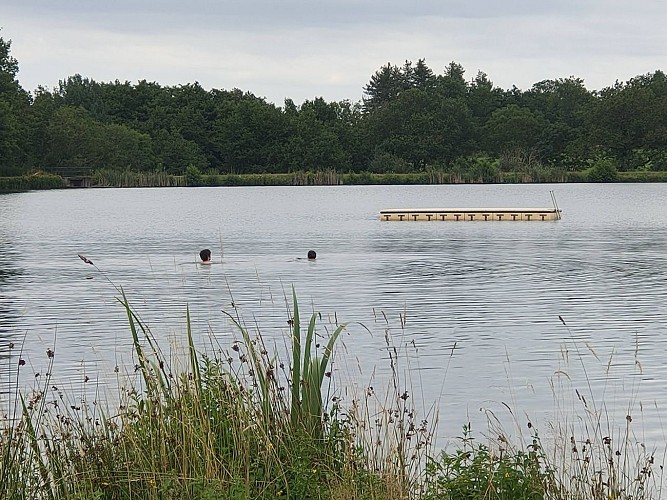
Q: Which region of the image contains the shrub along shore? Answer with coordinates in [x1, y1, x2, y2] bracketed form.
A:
[2, 168, 667, 193]
[1, 278, 661, 499]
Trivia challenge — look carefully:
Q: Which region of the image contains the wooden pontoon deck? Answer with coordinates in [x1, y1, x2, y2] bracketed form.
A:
[379, 208, 562, 221]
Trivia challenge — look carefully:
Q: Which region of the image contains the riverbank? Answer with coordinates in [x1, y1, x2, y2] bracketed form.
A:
[2, 169, 667, 192]
[0, 171, 66, 192]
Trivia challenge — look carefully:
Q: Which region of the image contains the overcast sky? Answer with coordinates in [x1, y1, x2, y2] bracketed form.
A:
[2, 0, 666, 105]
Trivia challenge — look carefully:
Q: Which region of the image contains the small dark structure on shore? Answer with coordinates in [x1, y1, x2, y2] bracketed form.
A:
[66, 176, 94, 188]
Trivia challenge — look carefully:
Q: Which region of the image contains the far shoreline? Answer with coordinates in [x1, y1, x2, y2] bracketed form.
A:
[2, 169, 667, 193]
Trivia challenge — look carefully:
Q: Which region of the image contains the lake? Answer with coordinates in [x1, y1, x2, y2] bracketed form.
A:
[1, 183, 666, 450]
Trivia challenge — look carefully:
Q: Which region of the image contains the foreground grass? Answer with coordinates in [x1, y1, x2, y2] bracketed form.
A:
[1, 289, 423, 499]
[1, 281, 662, 499]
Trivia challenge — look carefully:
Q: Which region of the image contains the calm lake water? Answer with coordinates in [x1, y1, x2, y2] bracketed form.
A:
[1, 183, 667, 450]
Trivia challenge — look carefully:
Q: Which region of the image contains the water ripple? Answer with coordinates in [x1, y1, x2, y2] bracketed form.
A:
[2, 184, 667, 444]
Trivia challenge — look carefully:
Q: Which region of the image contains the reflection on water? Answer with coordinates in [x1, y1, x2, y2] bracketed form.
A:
[0, 204, 24, 400]
[1, 183, 667, 446]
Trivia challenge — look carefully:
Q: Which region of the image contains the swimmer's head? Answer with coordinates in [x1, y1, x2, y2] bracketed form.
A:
[199, 249, 211, 262]
[307, 250, 316, 260]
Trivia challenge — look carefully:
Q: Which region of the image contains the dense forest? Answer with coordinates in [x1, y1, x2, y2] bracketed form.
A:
[1, 33, 667, 185]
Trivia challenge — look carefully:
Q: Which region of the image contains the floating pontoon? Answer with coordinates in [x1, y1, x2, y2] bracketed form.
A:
[379, 208, 562, 221]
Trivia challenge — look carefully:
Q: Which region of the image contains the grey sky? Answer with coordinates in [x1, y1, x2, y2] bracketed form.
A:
[2, 0, 666, 105]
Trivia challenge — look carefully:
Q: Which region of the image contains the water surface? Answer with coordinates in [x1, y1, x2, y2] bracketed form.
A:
[1, 183, 666, 448]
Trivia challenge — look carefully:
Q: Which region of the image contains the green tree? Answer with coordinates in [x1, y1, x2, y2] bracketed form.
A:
[586, 156, 619, 182]
[590, 71, 667, 170]
[0, 32, 32, 175]
[410, 58, 436, 90]
[522, 78, 592, 125]
[518, 78, 594, 166]
[0, 99, 21, 175]
[184, 164, 203, 186]
[56, 74, 108, 120]
[26, 87, 61, 168]
[584, 82, 657, 169]
[435, 61, 467, 100]
[282, 99, 351, 171]
[329, 99, 368, 171]
[465, 71, 505, 154]
[150, 129, 207, 174]
[483, 104, 546, 155]
[367, 88, 474, 168]
[98, 79, 163, 128]
[362, 63, 406, 113]
[209, 89, 287, 173]
[296, 97, 366, 171]
[466, 71, 504, 124]
[44, 106, 155, 175]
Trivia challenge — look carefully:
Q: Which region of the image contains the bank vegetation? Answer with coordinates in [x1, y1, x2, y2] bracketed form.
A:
[1, 32, 667, 190]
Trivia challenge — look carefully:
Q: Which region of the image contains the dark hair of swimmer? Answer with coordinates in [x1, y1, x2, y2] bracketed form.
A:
[307, 250, 316, 260]
[199, 249, 212, 262]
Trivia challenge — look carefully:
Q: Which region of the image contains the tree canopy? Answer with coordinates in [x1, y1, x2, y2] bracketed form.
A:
[1, 32, 666, 178]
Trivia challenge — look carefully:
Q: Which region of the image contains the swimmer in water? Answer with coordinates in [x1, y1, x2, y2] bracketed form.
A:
[199, 248, 212, 264]
[307, 250, 316, 260]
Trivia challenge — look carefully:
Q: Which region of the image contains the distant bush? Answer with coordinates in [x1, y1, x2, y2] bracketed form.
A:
[184, 164, 203, 186]
[586, 157, 619, 182]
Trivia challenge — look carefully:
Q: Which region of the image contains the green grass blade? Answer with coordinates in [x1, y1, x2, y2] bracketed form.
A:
[186, 305, 201, 391]
[302, 360, 323, 437]
[222, 310, 272, 421]
[20, 394, 52, 499]
[318, 323, 347, 384]
[118, 289, 171, 397]
[290, 286, 302, 428]
[302, 312, 318, 387]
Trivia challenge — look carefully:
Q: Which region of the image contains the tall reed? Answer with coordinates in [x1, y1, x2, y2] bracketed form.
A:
[537, 317, 663, 499]
[92, 168, 185, 187]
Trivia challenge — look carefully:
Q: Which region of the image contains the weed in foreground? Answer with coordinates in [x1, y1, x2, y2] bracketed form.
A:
[422, 422, 555, 500]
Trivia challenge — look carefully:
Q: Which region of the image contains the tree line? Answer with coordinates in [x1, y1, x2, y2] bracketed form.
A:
[1, 33, 666, 181]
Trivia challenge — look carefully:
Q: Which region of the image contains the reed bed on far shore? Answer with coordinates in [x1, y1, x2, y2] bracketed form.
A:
[92, 168, 186, 188]
[4, 168, 667, 191]
[1, 260, 664, 499]
[0, 172, 65, 192]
